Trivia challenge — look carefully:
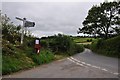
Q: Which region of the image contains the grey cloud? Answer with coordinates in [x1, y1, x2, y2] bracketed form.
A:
[2, 2, 101, 37]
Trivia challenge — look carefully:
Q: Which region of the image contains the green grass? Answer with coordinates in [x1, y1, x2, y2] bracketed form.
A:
[54, 54, 68, 60]
[31, 49, 54, 65]
[2, 43, 55, 75]
[2, 55, 35, 75]
[73, 37, 98, 44]
[77, 42, 92, 45]
[2, 45, 83, 75]
[2, 35, 84, 75]
[2, 47, 35, 75]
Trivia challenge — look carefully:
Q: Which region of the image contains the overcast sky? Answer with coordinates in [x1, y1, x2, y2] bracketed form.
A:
[2, 1, 105, 37]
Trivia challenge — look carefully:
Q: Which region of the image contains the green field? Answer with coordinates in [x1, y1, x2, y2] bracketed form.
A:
[73, 37, 98, 45]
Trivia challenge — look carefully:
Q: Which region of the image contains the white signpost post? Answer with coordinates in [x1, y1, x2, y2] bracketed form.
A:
[16, 17, 35, 44]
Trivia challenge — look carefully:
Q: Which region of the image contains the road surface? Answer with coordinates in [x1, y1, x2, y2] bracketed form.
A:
[3, 49, 119, 78]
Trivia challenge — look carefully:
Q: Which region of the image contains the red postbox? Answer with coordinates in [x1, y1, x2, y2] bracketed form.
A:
[34, 39, 41, 54]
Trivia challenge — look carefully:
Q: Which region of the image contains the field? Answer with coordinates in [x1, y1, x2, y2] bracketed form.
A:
[73, 37, 98, 45]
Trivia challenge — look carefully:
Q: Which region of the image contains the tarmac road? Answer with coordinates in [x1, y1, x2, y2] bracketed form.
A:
[3, 49, 119, 78]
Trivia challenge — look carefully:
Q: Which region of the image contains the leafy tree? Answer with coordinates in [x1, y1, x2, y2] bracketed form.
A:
[1, 11, 22, 44]
[48, 34, 84, 55]
[78, 1, 120, 38]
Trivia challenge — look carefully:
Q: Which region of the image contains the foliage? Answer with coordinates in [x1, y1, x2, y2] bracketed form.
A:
[40, 40, 49, 49]
[2, 44, 55, 75]
[49, 34, 72, 53]
[31, 49, 54, 65]
[47, 34, 84, 55]
[90, 35, 120, 58]
[73, 37, 97, 43]
[2, 23, 21, 44]
[1, 12, 21, 44]
[2, 49, 35, 75]
[2, 12, 84, 75]
[1, 12, 54, 75]
[78, 1, 120, 39]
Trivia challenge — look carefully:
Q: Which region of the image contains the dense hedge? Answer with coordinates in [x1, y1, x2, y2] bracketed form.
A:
[91, 35, 120, 58]
[41, 34, 84, 56]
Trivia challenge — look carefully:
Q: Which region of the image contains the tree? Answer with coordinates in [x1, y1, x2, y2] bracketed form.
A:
[78, 1, 120, 38]
[1, 11, 21, 44]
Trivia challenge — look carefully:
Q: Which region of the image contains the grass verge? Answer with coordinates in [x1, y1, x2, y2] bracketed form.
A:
[2, 46, 55, 75]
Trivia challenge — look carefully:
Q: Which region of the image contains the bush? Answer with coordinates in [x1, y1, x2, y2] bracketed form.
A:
[31, 49, 54, 65]
[74, 44, 84, 53]
[48, 34, 71, 53]
[84, 44, 90, 49]
[48, 34, 84, 55]
[90, 36, 120, 58]
[40, 40, 49, 49]
[2, 40, 16, 56]
[96, 39, 104, 49]
[87, 39, 92, 42]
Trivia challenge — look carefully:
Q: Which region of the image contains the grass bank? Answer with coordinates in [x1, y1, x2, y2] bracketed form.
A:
[2, 45, 55, 75]
[2, 34, 84, 75]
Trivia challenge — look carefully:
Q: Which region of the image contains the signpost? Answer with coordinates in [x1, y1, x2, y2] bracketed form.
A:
[25, 21, 35, 27]
[16, 17, 35, 44]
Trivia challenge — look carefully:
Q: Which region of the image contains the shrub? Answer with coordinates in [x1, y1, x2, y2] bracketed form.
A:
[90, 35, 120, 58]
[48, 34, 71, 53]
[31, 49, 54, 65]
[48, 34, 84, 55]
[87, 39, 92, 42]
[84, 44, 90, 49]
[96, 39, 104, 49]
[40, 40, 49, 49]
[74, 44, 84, 53]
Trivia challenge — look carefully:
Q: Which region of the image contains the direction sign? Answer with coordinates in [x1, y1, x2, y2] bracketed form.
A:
[15, 17, 35, 44]
[25, 21, 35, 27]
[16, 17, 24, 21]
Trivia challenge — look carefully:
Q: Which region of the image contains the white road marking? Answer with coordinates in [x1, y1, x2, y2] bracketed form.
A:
[70, 57, 81, 63]
[101, 68, 108, 72]
[58, 59, 65, 62]
[113, 73, 119, 75]
[81, 62, 86, 64]
[92, 65, 100, 69]
[86, 63, 91, 66]
[67, 58, 86, 67]
[67, 57, 119, 76]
